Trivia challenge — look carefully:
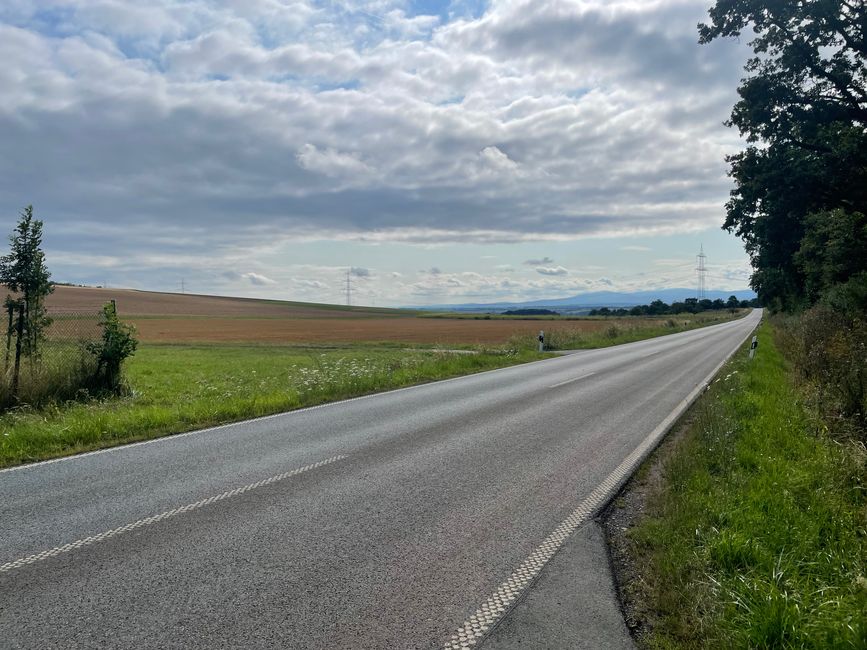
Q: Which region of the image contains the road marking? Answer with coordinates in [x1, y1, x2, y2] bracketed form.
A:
[548, 372, 595, 388]
[443, 317, 760, 649]
[0, 455, 347, 575]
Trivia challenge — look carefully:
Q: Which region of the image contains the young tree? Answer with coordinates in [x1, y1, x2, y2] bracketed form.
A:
[0, 206, 53, 359]
[87, 302, 138, 392]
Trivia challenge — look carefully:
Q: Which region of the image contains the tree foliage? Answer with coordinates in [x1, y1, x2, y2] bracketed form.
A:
[0, 206, 54, 358]
[87, 302, 138, 392]
[700, 0, 867, 311]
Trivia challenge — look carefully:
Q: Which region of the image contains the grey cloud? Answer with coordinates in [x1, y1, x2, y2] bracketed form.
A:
[0, 0, 751, 289]
[524, 257, 554, 266]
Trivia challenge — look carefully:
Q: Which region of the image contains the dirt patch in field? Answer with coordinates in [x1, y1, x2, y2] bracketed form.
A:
[130, 316, 621, 344]
[45, 285, 409, 319]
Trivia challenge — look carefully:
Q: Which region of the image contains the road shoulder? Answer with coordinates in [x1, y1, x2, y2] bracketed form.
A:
[479, 521, 634, 649]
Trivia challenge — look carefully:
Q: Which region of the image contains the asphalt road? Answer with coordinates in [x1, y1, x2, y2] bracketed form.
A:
[0, 310, 760, 649]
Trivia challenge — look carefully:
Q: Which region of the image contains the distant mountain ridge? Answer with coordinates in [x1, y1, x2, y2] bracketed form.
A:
[413, 288, 757, 312]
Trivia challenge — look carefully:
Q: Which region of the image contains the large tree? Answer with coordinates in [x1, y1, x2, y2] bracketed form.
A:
[699, 0, 867, 311]
[0, 206, 54, 359]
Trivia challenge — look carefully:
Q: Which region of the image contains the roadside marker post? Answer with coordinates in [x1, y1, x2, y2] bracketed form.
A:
[749, 335, 758, 359]
[538, 330, 545, 353]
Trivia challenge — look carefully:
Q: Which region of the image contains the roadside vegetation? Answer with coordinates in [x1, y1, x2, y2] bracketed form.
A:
[0, 308, 747, 467]
[0, 344, 540, 467]
[529, 310, 743, 351]
[613, 322, 865, 648]
[1, 207, 139, 410]
[609, 3, 867, 645]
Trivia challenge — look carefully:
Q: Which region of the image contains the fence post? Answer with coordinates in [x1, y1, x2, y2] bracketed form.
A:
[4, 301, 13, 370]
[12, 303, 24, 399]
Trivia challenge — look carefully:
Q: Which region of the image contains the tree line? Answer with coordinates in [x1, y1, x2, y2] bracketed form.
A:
[589, 296, 760, 317]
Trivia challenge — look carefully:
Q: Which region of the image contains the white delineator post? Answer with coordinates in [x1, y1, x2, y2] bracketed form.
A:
[538, 330, 545, 353]
[749, 335, 758, 359]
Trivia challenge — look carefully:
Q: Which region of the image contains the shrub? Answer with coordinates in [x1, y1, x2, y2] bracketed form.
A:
[86, 302, 138, 393]
[780, 306, 867, 442]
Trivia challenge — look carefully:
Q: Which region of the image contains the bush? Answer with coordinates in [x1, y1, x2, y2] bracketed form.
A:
[780, 306, 867, 442]
[86, 302, 138, 393]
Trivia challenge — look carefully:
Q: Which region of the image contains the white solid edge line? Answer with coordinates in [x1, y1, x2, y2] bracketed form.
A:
[442, 314, 760, 649]
[0, 454, 348, 574]
[548, 372, 596, 389]
[0, 312, 757, 476]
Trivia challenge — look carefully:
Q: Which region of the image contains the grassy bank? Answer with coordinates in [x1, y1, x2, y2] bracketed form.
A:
[617, 322, 865, 648]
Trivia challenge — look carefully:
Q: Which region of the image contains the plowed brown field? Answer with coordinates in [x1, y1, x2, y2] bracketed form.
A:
[45, 285, 623, 344]
[46, 286, 408, 319]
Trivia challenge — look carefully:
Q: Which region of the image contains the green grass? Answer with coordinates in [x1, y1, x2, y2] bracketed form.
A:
[0, 310, 748, 468]
[625, 322, 866, 648]
[0, 344, 541, 467]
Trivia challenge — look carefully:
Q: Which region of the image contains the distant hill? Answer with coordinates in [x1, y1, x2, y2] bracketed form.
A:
[413, 288, 757, 312]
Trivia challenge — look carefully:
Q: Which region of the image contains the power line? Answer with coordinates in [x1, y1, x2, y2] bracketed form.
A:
[345, 270, 352, 306]
[695, 244, 707, 300]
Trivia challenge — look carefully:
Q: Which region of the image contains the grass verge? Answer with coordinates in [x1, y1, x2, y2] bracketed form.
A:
[610, 321, 866, 648]
[523, 310, 745, 351]
[0, 311, 747, 469]
[0, 345, 540, 467]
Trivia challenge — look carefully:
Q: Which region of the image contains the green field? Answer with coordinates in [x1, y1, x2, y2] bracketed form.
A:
[620, 322, 865, 648]
[0, 311, 747, 468]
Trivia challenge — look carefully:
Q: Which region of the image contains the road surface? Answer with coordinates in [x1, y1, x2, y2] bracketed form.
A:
[0, 310, 760, 648]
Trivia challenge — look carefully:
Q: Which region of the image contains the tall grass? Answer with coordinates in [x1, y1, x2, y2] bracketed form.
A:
[0, 343, 98, 410]
[624, 322, 866, 648]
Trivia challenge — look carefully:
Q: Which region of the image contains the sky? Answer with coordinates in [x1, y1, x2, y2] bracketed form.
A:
[0, 0, 756, 306]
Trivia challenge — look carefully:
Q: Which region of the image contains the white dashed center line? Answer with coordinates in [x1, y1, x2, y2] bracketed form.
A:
[548, 372, 595, 389]
[0, 454, 347, 575]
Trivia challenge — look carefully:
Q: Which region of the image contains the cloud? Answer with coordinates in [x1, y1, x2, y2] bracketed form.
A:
[620, 245, 651, 252]
[536, 266, 568, 276]
[524, 257, 554, 266]
[242, 272, 276, 285]
[0, 0, 752, 299]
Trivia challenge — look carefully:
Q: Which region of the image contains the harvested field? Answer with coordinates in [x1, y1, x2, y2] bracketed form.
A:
[46, 285, 410, 319]
[42, 286, 735, 345]
[128, 316, 630, 344]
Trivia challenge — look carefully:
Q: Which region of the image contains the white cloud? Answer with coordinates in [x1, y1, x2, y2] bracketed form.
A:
[536, 266, 568, 276]
[242, 272, 276, 285]
[0, 0, 753, 301]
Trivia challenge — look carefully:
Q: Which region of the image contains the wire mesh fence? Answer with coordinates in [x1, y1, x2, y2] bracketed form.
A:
[1, 304, 104, 409]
